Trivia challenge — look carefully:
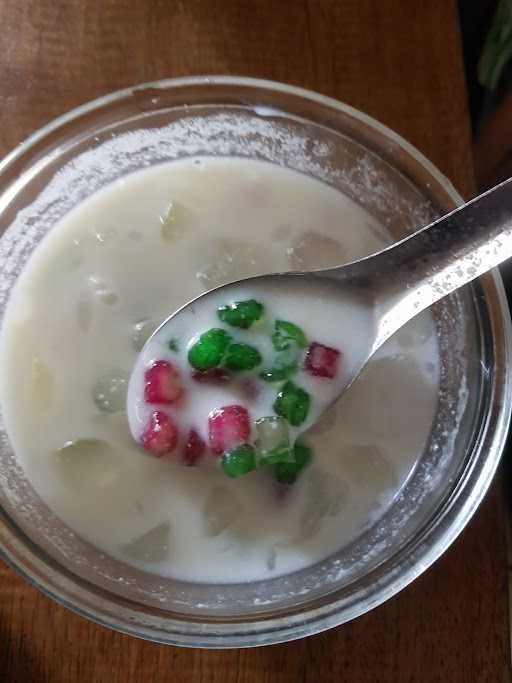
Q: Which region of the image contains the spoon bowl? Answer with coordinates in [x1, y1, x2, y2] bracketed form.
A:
[127, 273, 375, 448]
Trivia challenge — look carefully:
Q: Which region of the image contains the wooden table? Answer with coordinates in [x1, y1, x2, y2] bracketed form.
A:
[0, 1, 509, 681]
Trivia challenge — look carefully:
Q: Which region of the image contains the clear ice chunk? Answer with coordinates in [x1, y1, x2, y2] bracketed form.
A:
[88, 274, 119, 306]
[202, 486, 243, 537]
[122, 522, 171, 563]
[30, 356, 55, 411]
[339, 357, 432, 438]
[255, 416, 292, 462]
[92, 370, 129, 413]
[297, 470, 347, 541]
[196, 238, 270, 289]
[286, 230, 347, 271]
[99, 291, 119, 306]
[53, 439, 120, 491]
[308, 403, 339, 436]
[160, 201, 188, 242]
[395, 313, 434, 348]
[342, 444, 397, 494]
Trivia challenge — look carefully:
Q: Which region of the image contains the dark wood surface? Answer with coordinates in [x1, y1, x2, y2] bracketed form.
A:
[0, 1, 509, 681]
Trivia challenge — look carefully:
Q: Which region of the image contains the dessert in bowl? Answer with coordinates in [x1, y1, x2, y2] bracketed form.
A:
[0, 77, 509, 647]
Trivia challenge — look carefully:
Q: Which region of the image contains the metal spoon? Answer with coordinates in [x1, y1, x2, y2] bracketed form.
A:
[128, 176, 512, 441]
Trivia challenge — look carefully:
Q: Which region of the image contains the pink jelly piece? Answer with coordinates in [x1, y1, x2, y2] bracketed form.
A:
[183, 429, 206, 465]
[208, 405, 250, 455]
[144, 360, 184, 405]
[191, 368, 231, 385]
[304, 342, 341, 379]
[141, 410, 179, 457]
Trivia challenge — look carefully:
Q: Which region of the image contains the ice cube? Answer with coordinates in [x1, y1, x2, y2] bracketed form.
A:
[131, 318, 159, 351]
[196, 238, 270, 289]
[88, 274, 118, 306]
[202, 486, 243, 537]
[286, 231, 347, 271]
[297, 470, 347, 541]
[395, 313, 434, 348]
[298, 471, 332, 540]
[308, 403, 339, 436]
[342, 444, 397, 495]
[160, 201, 188, 242]
[53, 439, 120, 491]
[30, 356, 55, 411]
[122, 522, 171, 563]
[159, 201, 185, 239]
[254, 416, 291, 462]
[99, 291, 119, 306]
[339, 357, 433, 438]
[92, 370, 129, 413]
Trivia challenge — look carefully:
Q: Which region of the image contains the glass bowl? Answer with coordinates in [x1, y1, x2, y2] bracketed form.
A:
[0, 76, 510, 648]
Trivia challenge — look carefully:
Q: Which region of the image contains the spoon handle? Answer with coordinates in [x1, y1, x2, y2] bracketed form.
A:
[323, 176, 512, 349]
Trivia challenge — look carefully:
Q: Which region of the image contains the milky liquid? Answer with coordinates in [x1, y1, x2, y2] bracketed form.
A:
[0, 158, 439, 582]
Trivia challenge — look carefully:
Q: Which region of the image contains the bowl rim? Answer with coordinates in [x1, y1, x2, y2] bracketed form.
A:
[0, 75, 511, 648]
